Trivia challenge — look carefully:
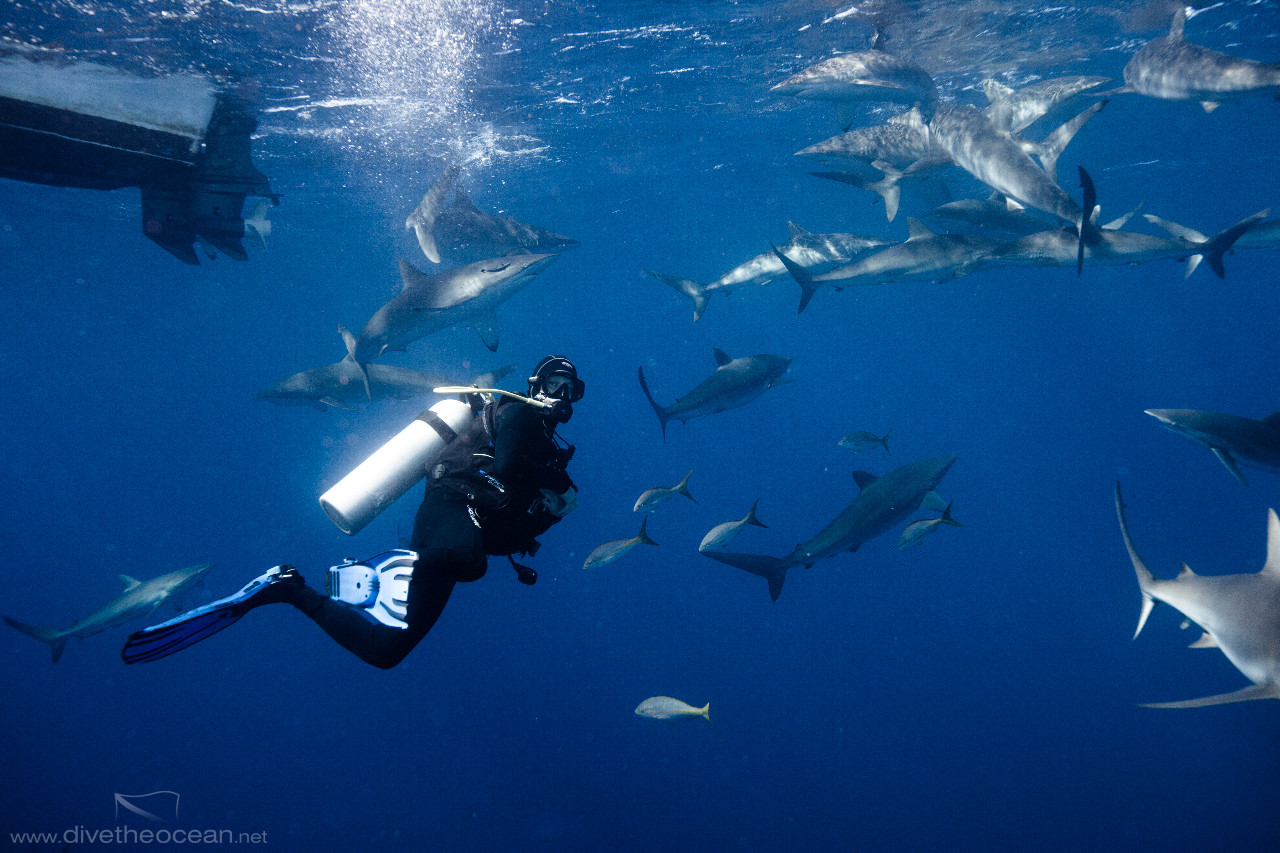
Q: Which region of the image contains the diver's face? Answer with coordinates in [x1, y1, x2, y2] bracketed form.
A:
[541, 375, 574, 400]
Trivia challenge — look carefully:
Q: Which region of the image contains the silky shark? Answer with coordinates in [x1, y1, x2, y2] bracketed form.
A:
[924, 100, 1105, 226]
[253, 326, 514, 410]
[772, 43, 938, 130]
[353, 253, 556, 359]
[4, 563, 213, 662]
[1114, 483, 1280, 707]
[703, 454, 956, 601]
[405, 163, 459, 264]
[637, 349, 791, 440]
[1120, 7, 1280, 112]
[647, 223, 894, 320]
[432, 187, 579, 265]
[1145, 408, 1280, 486]
[794, 110, 944, 171]
[1144, 210, 1277, 270]
[995, 206, 1268, 278]
[808, 166, 953, 223]
[981, 75, 1111, 136]
[922, 193, 1064, 239]
[773, 219, 1005, 312]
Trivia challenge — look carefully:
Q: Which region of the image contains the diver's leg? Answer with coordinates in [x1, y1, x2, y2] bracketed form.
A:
[287, 488, 483, 669]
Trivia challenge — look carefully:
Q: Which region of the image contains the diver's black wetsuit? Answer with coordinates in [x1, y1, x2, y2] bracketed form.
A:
[290, 398, 574, 668]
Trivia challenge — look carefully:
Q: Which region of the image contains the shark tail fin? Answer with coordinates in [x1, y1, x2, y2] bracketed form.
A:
[746, 499, 767, 529]
[646, 270, 711, 321]
[636, 366, 671, 441]
[338, 324, 372, 401]
[1189, 208, 1271, 279]
[1114, 483, 1158, 639]
[701, 550, 789, 601]
[770, 243, 821, 314]
[3, 616, 68, 663]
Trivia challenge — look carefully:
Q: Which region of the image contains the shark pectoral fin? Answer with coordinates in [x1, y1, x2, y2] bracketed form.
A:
[1183, 254, 1204, 279]
[1199, 101, 1220, 114]
[1141, 682, 1280, 709]
[1188, 631, 1218, 649]
[471, 311, 501, 352]
[919, 490, 948, 512]
[701, 551, 788, 600]
[1210, 447, 1249, 486]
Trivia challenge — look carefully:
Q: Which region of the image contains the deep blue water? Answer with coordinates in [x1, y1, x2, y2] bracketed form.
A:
[3, 1, 1280, 850]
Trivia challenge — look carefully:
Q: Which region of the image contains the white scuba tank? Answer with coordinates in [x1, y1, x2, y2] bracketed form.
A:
[319, 398, 475, 535]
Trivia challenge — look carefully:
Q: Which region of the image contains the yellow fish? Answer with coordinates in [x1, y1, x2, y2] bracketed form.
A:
[634, 696, 721, 739]
[582, 517, 659, 569]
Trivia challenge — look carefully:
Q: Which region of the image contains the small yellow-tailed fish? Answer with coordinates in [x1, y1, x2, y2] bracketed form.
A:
[582, 517, 659, 569]
[898, 500, 962, 549]
[634, 696, 721, 740]
[838, 429, 891, 454]
[698, 499, 767, 552]
[633, 469, 696, 512]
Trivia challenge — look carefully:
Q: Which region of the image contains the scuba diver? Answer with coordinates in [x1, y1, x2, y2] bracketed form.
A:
[122, 356, 583, 668]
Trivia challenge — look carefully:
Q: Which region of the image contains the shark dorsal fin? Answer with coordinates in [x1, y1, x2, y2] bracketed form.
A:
[785, 221, 810, 239]
[1176, 561, 1197, 579]
[713, 348, 733, 366]
[453, 186, 478, 211]
[1169, 6, 1186, 41]
[905, 217, 933, 240]
[1263, 508, 1280, 577]
[982, 78, 1013, 104]
[889, 106, 927, 132]
[119, 575, 142, 590]
[852, 470, 878, 491]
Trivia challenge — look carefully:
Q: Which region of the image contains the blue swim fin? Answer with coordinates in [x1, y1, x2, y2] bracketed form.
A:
[122, 565, 300, 664]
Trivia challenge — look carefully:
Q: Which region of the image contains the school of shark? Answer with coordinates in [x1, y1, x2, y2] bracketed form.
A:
[3, 3, 1279, 715]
